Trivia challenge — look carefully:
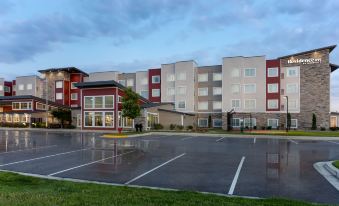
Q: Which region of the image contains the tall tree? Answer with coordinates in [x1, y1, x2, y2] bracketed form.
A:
[51, 109, 71, 128]
[121, 88, 141, 119]
[312, 113, 317, 130]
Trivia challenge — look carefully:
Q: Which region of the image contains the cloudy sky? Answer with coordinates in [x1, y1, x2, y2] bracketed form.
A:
[0, 0, 338, 110]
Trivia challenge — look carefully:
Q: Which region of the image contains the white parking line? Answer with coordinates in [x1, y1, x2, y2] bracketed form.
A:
[49, 150, 135, 176]
[125, 153, 186, 185]
[216, 137, 225, 142]
[253, 138, 256, 144]
[181, 137, 193, 141]
[0, 148, 89, 167]
[288, 139, 299, 144]
[228, 156, 245, 195]
[0, 145, 58, 155]
[327, 141, 339, 145]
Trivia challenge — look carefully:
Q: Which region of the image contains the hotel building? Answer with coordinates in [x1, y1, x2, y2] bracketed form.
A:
[0, 45, 338, 130]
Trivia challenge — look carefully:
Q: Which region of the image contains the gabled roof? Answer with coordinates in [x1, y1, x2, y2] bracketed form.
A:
[0, 95, 69, 108]
[74, 80, 151, 103]
[278, 45, 336, 59]
[330, 63, 339, 72]
[38, 67, 89, 77]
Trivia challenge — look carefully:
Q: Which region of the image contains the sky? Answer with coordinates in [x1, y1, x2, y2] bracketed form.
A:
[0, 0, 338, 110]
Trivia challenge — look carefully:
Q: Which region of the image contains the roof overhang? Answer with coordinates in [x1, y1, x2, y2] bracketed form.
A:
[38, 67, 89, 77]
[278, 45, 336, 59]
[330, 63, 339, 72]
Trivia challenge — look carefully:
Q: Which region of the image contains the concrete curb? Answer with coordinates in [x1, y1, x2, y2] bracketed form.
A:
[324, 161, 339, 179]
[314, 161, 339, 191]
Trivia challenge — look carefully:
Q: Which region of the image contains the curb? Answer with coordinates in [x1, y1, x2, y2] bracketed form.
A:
[314, 161, 339, 191]
[324, 161, 339, 179]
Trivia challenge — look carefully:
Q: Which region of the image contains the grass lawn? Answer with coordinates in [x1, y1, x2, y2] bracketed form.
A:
[333, 160, 339, 169]
[0, 171, 326, 206]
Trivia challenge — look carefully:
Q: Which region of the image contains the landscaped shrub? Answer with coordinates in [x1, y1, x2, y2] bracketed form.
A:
[267, 126, 272, 130]
[253, 126, 257, 130]
[330, 127, 337, 131]
[176, 125, 184, 130]
[169, 124, 176, 130]
[261, 126, 266, 130]
[64, 125, 76, 129]
[311, 113, 317, 130]
[320, 127, 326, 131]
[186, 125, 193, 130]
[153, 124, 164, 130]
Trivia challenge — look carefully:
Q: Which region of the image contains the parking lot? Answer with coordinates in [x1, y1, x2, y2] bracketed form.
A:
[0, 130, 338, 204]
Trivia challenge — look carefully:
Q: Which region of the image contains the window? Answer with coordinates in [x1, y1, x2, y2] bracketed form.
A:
[118, 96, 123, 103]
[6, 114, 12, 122]
[268, 119, 279, 129]
[198, 73, 208, 82]
[286, 67, 298, 77]
[177, 101, 186, 109]
[36, 102, 46, 110]
[141, 78, 148, 85]
[26, 84, 32, 90]
[0, 85, 2, 91]
[94, 96, 103, 108]
[286, 83, 298, 94]
[118, 80, 126, 86]
[167, 74, 175, 82]
[291, 119, 298, 128]
[268, 67, 279, 77]
[231, 99, 241, 109]
[244, 99, 256, 109]
[85, 97, 94, 108]
[84, 112, 93, 127]
[331, 116, 337, 127]
[84, 111, 114, 127]
[71, 93, 78, 100]
[84, 96, 114, 109]
[152, 89, 160, 97]
[13, 114, 20, 123]
[213, 87, 222, 95]
[4, 86, 10, 93]
[244, 68, 256, 77]
[56, 93, 63, 100]
[198, 88, 208, 96]
[177, 72, 186, 81]
[198, 118, 208, 127]
[12, 102, 32, 110]
[231, 118, 240, 127]
[12, 102, 20, 110]
[213, 101, 222, 110]
[243, 84, 256, 93]
[94, 112, 103, 126]
[71, 82, 77, 89]
[198, 101, 208, 110]
[268, 99, 279, 109]
[177, 86, 186, 95]
[140, 90, 148, 99]
[213, 73, 222, 81]
[212, 119, 222, 127]
[167, 87, 175, 96]
[231, 84, 240, 94]
[288, 99, 298, 109]
[152, 75, 160, 84]
[268, 84, 278, 93]
[244, 118, 256, 127]
[231, 69, 240, 77]
[55, 81, 63, 89]
[18, 84, 24, 90]
[104, 96, 114, 108]
[126, 79, 134, 87]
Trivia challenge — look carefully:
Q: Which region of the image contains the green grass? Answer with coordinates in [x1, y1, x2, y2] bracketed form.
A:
[333, 160, 339, 169]
[0, 171, 327, 206]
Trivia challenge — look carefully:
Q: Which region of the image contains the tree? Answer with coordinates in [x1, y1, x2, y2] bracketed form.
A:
[51, 109, 71, 128]
[121, 88, 141, 120]
[287, 113, 291, 130]
[312, 113, 317, 130]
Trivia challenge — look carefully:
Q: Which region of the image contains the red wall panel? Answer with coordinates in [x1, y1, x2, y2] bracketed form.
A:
[148, 68, 161, 103]
[266, 59, 281, 111]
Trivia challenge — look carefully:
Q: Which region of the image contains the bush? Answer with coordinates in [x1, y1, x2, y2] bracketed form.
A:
[153, 124, 164, 130]
[176, 125, 184, 130]
[261, 126, 266, 130]
[320, 127, 326, 131]
[267, 126, 272, 130]
[64, 125, 76, 129]
[186, 125, 193, 130]
[330, 127, 337, 131]
[253, 126, 257, 130]
[169, 124, 176, 130]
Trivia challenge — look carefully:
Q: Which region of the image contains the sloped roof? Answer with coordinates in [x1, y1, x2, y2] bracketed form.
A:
[278, 45, 336, 59]
[38, 67, 89, 77]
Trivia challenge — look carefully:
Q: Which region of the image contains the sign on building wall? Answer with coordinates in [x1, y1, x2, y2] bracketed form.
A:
[287, 58, 321, 65]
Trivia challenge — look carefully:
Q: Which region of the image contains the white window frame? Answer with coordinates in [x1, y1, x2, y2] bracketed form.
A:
[212, 119, 222, 128]
[177, 72, 186, 81]
[177, 101, 186, 109]
[18, 84, 24, 91]
[152, 75, 160, 84]
[198, 118, 208, 128]
[56, 93, 63, 100]
[198, 73, 208, 82]
[140, 90, 149, 99]
[267, 99, 279, 109]
[268, 67, 279, 77]
[213, 73, 222, 81]
[55, 81, 63, 89]
[4, 86, 10, 93]
[167, 74, 175, 82]
[177, 86, 186, 95]
[231, 84, 240, 94]
[288, 99, 298, 110]
[71, 82, 77, 89]
[26, 84, 33, 90]
[286, 83, 298, 94]
[243, 84, 256, 94]
[0, 85, 3, 91]
[286, 67, 299, 77]
[244, 68, 256, 77]
[71, 93, 78, 100]
[213, 87, 222, 95]
[213, 101, 222, 110]
[84, 95, 115, 109]
[167, 87, 175, 96]
[268, 83, 279, 93]
[198, 101, 208, 110]
[12, 102, 33, 111]
[152, 89, 160, 97]
[244, 118, 256, 127]
[244, 99, 256, 110]
[231, 68, 240, 77]
[126, 79, 134, 87]
[231, 99, 241, 109]
[231, 118, 241, 128]
[84, 111, 115, 128]
[267, 119, 279, 129]
[291, 119, 298, 129]
[118, 80, 126, 86]
[198, 87, 208, 96]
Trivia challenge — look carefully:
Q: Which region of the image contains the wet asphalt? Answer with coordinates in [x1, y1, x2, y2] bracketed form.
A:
[0, 130, 338, 204]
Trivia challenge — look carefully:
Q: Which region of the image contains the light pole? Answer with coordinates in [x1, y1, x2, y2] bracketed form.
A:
[284, 96, 289, 132]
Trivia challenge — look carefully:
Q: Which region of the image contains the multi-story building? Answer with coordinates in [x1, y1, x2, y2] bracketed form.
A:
[148, 68, 161, 103]
[86, 71, 119, 82]
[0, 78, 12, 96]
[15, 75, 44, 98]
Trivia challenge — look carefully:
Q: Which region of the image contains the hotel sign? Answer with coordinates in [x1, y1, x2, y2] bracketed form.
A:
[288, 58, 321, 64]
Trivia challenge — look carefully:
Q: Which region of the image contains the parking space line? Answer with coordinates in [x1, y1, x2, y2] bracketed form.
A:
[48, 150, 135, 176]
[0, 148, 89, 167]
[228, 156, 245, 195]
[288, 139, 299, 144]
[0, 145, 58, 155]
[125, 153, 186, 185]
[181, 137, 193, 141]
[253, 138, 256, 144]
[216, 137, 225, 142]
[326, 141, 339, 145]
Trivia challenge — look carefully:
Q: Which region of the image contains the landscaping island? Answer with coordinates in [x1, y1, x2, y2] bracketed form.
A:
[333, 160, 339, 169]
[0, 172, 328, 206]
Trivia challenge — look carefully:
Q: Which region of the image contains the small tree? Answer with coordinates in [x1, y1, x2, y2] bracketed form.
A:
[51, 109, 71, 128]
[208, 115, 212, 128]
[287, 113, 291, 130]
[121, 88, 141, 121]
[311, 113, 317, 130]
